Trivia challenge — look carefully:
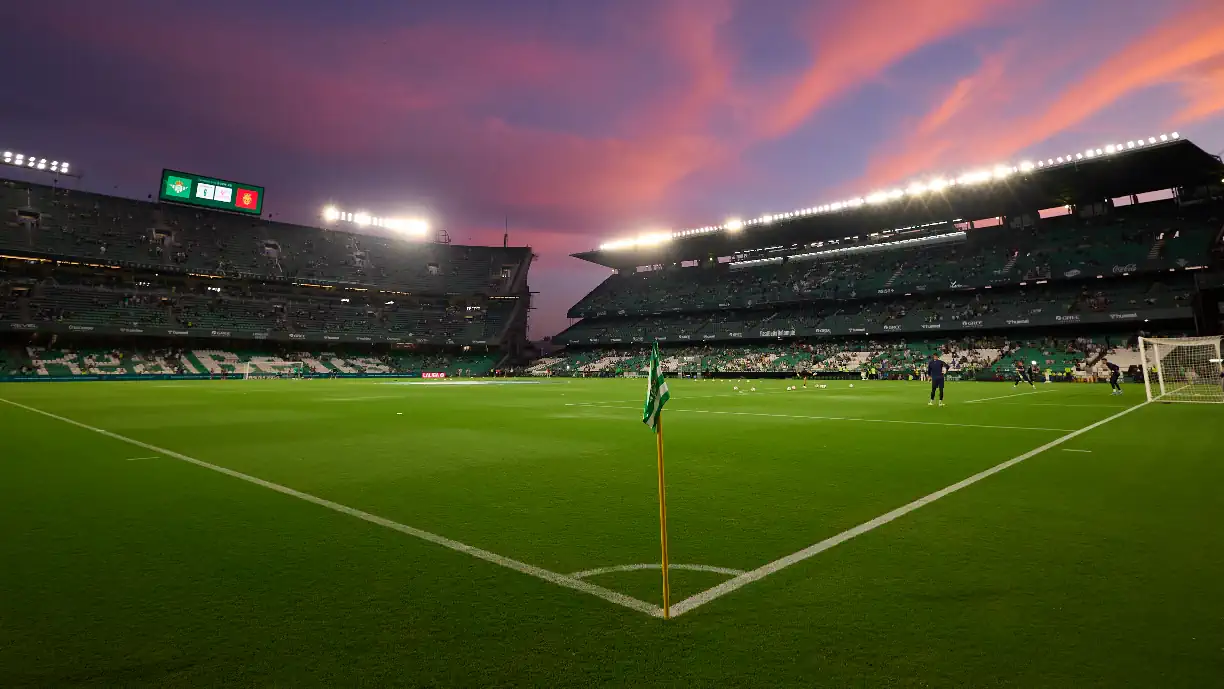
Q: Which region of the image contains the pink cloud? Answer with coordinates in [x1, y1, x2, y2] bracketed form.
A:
[862, 0, 1224, 189]
[759, 0, 1015, 139]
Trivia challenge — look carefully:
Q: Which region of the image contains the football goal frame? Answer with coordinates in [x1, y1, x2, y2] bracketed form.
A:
[1138, 335, 1224, 403]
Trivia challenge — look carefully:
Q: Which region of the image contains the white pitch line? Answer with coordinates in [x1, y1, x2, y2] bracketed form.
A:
[1061, 448, 1093, 453]
[571, 563, 745, 579]
[668, 400, 1149, 617]
[565, 403, 1076, 433]
[0, 397, 662, 619]
[124, 456, 161, 461]
[963, 388, 1056, 404]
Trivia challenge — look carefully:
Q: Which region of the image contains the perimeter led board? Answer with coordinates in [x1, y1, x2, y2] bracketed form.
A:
[159, 169, 264, 215]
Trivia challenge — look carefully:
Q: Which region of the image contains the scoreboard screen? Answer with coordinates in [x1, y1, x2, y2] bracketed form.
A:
[159, 169, 265, 216]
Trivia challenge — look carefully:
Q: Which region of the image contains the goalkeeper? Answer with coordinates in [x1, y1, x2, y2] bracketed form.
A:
[1103, 358, 1122, 395]
[1013, 360, 1035, 389]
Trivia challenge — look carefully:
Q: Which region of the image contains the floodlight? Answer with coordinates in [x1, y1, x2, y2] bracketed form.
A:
[59, 162, 68, 173]
[725, 218, 743, 231]
[1105, 145, 1116, 154]
[1056, 157, 1064, 163]
[402, 219, 429, 236]
[385, 301, 395, 305]
[322, 206, 340, 221]
[1148, 137, 1156, 143]
[1159, 134, 1168, 141]
[1076, 153, 1083, 159]
[1170, 132, 1179, 139]
[1019, 161, 1034, 171]
[907, 182, 927, 195]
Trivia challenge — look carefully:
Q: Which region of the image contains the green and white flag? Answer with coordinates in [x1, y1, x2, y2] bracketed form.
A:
[642, 342, 670, 432]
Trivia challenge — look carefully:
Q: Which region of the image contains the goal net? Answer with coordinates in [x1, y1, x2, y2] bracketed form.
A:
[1138, 336, 1224, 403]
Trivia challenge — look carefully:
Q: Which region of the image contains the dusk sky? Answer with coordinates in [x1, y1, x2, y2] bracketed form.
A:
[4, 0, 1224, 337]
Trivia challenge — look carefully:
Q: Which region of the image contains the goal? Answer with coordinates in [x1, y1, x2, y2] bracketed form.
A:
[1138, 336, 1224, 403]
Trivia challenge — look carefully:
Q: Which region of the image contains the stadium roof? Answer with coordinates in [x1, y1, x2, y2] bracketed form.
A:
[573, 135, 1224, 270]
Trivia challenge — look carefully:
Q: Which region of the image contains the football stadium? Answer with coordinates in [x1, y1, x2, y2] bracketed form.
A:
[3, 134, 1224, 687]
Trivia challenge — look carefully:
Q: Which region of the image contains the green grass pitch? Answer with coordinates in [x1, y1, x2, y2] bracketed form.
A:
[1, 378, 1221, 687]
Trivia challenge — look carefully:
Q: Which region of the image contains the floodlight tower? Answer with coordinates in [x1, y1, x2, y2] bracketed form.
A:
[2, 150, 79, 179]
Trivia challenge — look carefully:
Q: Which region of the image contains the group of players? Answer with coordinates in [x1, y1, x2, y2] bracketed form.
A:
[925, 354, 1122, 405]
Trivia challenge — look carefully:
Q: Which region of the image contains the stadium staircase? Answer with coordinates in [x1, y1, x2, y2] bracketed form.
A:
[882, 265, 906, 288]
[997, 253, 1020, 276]
[1147, 236, 1166, 260]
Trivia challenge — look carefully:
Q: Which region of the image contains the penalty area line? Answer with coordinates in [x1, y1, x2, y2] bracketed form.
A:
[668, 400, 1150, 618]
[565, 403, 1076, 433]
[0, 397, 663, 619]
[964, 388, 1056, 404]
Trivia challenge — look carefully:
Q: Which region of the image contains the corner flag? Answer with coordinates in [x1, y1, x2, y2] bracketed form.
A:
[642, 341, 672, 618]
[642, 342, 670, 431]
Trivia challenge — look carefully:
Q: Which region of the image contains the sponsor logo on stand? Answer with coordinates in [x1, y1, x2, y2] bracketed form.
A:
[210, 330, 231, 337]
[883, 325, 903, 331]
[921, 324, 942, 330]
[288, 333, 306, 339]
[1055, 315, 1081, 322]
[960, 320, 983, 327]
[1108, 312, 1139, 320]
[68, 325, 95, 332]
[1005, 319, 1030, 325]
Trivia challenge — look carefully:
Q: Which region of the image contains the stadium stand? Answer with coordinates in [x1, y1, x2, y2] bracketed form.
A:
[549, 136, 1223, 372]
[1, 173, 532, 379]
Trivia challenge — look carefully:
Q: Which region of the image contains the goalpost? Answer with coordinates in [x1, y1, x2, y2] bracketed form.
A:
[1138, 336, 1224, 403]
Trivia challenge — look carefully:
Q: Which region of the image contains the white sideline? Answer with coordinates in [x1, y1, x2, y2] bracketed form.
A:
[565, 403, 1076, 433]
[0, 397, 663, 619]
[571, 563, 745, 579]
[963, 389, 1056, 404]
[667, 400, 1150, 617]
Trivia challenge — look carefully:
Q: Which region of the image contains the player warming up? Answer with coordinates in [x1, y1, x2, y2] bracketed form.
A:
[1104, 358, 1122, 395]
[927, 353, 949, 406]
[1013, 361, 1036, 389]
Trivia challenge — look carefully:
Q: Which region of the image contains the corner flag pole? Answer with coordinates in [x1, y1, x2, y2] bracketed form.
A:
[656, 413, 671, 619]
[643, 341, 672, 619]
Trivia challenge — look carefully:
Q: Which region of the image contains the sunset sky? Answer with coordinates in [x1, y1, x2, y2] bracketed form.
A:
[4, 0, 1224, 337]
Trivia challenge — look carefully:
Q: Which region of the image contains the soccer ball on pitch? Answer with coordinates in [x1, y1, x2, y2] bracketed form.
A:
[733, 386, 739, 391]
[849, 384, 854, 388]
[751, 387, 757, 392]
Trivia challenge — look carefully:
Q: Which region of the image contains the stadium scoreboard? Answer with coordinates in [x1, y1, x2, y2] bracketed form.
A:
[159, 169, 264, 216]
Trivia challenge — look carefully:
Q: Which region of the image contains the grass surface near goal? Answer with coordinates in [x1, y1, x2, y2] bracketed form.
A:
[1, 378, 1221, 687]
